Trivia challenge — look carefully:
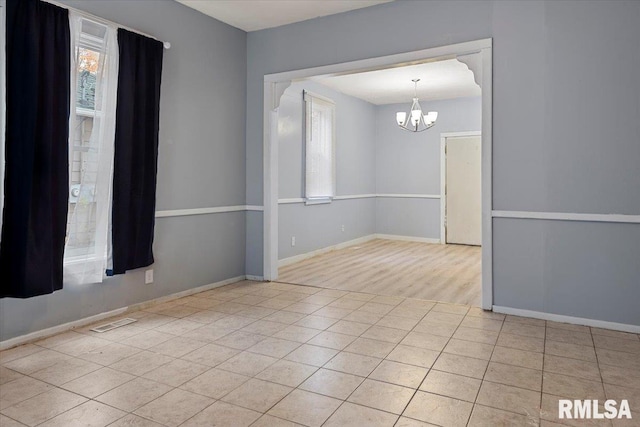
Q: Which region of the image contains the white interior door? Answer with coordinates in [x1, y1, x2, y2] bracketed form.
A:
[445, 135, 481, 245]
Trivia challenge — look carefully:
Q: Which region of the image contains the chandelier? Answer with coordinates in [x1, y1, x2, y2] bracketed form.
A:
[395, 79, 438, 132]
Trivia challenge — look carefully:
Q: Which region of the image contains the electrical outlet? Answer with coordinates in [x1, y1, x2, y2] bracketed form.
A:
[145, 269, 154, 284]
[341, 225, 345, 232]
[291, 236, 296, 247]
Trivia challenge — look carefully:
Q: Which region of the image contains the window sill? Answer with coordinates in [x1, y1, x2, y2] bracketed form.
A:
[63, 255, 111, 285]
[76, 107, 99, 117]
[64, 255, 98, 266]
[305, 197, 332, 206]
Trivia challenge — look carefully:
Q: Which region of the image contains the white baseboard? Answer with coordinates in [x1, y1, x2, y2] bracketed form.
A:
[127, 275, 246, 312]
[278, 235, 378, 268]
[245, 275, 265, 281]
[0, 307, 129, 351]
[0, 275, 247, 350]
[492, 306, 640, 334]
[375, 234, 441, 244]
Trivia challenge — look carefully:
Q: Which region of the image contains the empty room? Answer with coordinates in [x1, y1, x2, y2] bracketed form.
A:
[0, 1, 639, 426]
[276, 61, 484, 306]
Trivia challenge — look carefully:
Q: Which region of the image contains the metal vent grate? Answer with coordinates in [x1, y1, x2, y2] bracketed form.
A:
[90, 318, 137, 333]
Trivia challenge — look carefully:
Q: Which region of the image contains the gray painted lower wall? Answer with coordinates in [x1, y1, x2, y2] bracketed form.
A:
[375, 198, 440, 240]
[0, 213, 246, 340]
[279, 199, 376, 260]
[245, 211, 264, 277]
[493, 218, 640, 326]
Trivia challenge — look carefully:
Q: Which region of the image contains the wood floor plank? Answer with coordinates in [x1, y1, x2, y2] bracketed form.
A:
[278, 239, 482, 306]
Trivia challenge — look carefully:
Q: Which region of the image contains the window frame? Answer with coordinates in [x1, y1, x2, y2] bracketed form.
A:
[303, 90, 336, 205]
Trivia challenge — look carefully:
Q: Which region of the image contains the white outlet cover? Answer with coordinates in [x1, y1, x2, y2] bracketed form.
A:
[145, 269, 154, 284]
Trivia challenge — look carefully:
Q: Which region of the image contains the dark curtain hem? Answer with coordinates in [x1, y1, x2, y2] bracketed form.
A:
[111, 28, 163, 276]
[0, 0, 70, 298]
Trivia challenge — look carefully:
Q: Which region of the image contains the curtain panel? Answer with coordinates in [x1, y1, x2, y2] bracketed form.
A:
[111, 29, 163, 275]
[0, 0, 70, 298]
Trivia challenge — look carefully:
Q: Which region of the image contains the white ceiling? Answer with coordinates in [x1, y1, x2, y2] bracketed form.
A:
[176, 0, 393, 32]
[311, 59, 480, 105]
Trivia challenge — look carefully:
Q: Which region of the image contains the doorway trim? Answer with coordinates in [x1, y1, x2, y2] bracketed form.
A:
[440, 131, 482, 245]
[263, 38, 493, 310]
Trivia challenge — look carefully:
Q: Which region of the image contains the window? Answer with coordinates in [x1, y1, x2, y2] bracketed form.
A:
[304, 91, 336, 203]
[64, 15, 118, 285]
[66, 23, 105, 258]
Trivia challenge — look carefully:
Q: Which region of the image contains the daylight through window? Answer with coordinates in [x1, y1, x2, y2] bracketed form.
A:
[304, 91, 336, 202]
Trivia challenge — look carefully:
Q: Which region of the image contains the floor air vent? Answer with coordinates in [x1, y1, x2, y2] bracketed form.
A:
[90, 318, 137, 333]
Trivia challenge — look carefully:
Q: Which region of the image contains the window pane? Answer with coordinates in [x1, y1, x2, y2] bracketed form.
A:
[66, 114, 98, 257]
[76, 47, 99, 109]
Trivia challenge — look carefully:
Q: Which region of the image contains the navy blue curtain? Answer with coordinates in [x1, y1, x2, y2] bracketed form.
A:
[0, 0, 70, 298]
[111, 29, 163, 275]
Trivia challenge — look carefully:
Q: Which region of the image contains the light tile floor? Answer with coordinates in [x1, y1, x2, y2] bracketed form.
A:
[1, 280, 639, 426]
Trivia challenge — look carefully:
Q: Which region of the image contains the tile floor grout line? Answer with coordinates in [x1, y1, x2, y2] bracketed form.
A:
[591, 325, 612, 406]
[171, 289, 401, 426]
[461, 308, 503, 427]
[2, 280, 636, 427]
[117, 291, 324, 426]
[457, 314, 549, 425]
[318, 298, 438, 426]
[538, 320, 548, 426]
[396, 303, 470, 425]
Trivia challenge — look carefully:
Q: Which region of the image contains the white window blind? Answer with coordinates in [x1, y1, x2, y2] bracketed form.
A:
[304, 91, 335, 203]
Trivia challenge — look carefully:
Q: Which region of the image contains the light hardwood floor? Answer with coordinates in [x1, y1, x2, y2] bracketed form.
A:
[278, 239, 482, 306]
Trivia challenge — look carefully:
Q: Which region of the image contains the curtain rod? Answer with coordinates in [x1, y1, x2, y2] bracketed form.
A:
[42, 0, 171, 49]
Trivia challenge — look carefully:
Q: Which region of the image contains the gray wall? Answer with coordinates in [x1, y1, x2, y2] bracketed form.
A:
[0, 0, 248, 341]
[246, 1, 640, 326]
[375, 97, 481, 239]
[277, 86, 479, 258]
[279, 200, 376, 260]
[278, 81, 376, 260]
[278, 88, 481, 254]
